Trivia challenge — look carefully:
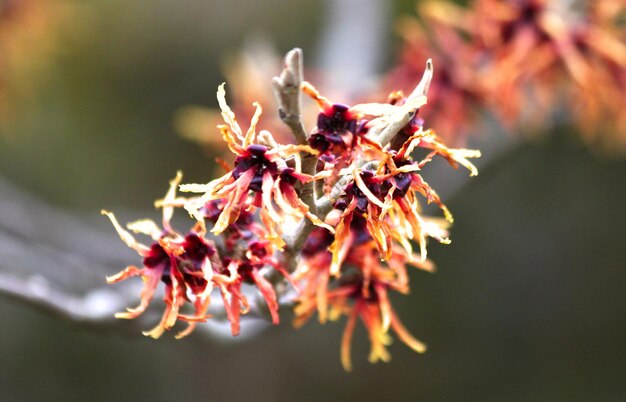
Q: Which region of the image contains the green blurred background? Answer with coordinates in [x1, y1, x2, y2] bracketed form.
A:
[0, 0, 624, 401]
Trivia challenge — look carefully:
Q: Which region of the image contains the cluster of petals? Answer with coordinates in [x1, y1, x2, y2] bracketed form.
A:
[291, 78, 480, 369]
[103, 171, 295, 338]
[303, 84, 479, 276]
[102, 172, 215, 339]
[103, 57, 482, 370]
[202, 199, 294, 336]
[294, 225, 434, 371]
[103, 83, 337, 339]
[181, 83, 332, 249]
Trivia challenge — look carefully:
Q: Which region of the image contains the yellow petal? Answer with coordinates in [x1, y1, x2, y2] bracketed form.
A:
[101, 210, 151, 255]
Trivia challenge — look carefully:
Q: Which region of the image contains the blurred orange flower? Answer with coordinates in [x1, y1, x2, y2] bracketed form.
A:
[390, 0, 626, 153]
[0, 0, 75, 122]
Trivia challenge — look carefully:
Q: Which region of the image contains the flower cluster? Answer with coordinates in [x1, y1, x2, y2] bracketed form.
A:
[102, 173, 215, 339]
[289, 79, 478, 370]
[389, 0, 626, 152]
[103, 84, 320, 339]
[103, 48, 480, 370]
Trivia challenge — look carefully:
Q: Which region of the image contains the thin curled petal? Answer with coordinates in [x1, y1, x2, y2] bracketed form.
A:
[251, 270, 280, 325]
[105, 265, 143, 284]
[302, 81, 332, 111]
[341, 304, 360, 372]
[101, 210, 150, 255]
[126, 219, 161, 240]
[353, 169, 385, 209]
[161, 171, 183, 232]
[114, 269, 160, 320]
[266, 144, 318, 159]
[217, 83, 243, 140]
[243, 101, 263, 147]
[391, 308, 427, 354]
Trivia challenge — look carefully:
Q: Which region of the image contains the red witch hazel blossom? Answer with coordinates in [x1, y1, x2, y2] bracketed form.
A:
[181, 83, 331, 249]
[102, 172, 215, 339]
[103, 48, 480, 370]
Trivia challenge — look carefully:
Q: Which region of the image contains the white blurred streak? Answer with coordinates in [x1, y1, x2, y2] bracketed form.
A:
[316, 0, 391, 98]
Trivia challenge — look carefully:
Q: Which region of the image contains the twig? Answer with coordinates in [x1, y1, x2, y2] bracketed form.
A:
[316, 175, 352, 217]
[272, 48, 318, 259]
[272, 48, 307, 144]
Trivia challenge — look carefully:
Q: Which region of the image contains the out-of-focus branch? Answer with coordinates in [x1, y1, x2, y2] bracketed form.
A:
[0, 271, 121, 324]
[0, 174, 129, 324]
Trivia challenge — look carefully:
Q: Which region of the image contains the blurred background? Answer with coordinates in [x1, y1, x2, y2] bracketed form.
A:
[0, 0, 624, 401]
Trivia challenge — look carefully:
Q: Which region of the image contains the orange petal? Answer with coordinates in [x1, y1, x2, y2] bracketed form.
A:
[217, 83, 243, 140]
[301, 81, 332, 111]
[391, 308, 427, 354]
[251, 270, 280, 325]
[341, 304, 360, 372]
[101, 210, 150, 256]
[328, 200, 356, 276]
[375, 283, 392, 333]
[160, 171, 183, 232]
[113, 269, 161, 320]
[243, 101, 263, 147]
[106, 265, 143, 284]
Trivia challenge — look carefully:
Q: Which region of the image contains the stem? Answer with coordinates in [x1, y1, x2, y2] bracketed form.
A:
[272, 48, 319, 261]
[272, 48, 307, 144]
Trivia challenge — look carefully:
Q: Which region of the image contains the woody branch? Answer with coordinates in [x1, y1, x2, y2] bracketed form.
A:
[272, 48, 319, 254]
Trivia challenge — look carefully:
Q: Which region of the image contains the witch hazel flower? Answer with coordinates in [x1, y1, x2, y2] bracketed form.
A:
[102, 48, 480, 370]
[302, 81, 390, 194]
[206, 202, 296, 336]
[105, 172, 296, 339]
[303, 81, 382, 160]
[320, 88, 478, 274]
[327, 162, 453, 276]
[212, 239, 292, 336]
[335, 249, 428, 372]
[292, 226, 335, 326]
[102, 172, 215, 339]
[294, 235, 434, 371]
[181, 83, 331, 249]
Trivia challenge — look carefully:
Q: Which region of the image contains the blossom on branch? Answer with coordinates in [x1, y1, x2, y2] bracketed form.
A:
[102, 172, 215, 339]
[103, 48, 481, 370]
[181, 84, 330, 249]
[212, 240, 291, 336]
[294, 234, 434, 372]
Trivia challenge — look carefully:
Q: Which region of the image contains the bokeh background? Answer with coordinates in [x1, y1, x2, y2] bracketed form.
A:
[0, 0, 624, 401]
